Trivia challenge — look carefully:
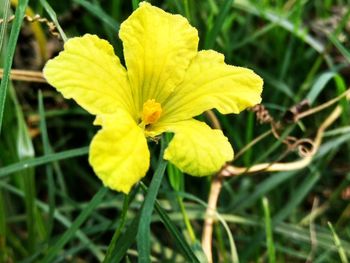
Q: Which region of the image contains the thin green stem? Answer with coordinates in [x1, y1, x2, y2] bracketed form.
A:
[104, 194, 130, 262]
[177, 196, 196, 243]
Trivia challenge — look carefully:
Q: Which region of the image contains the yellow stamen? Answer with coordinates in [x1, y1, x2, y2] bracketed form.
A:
[142, 99, 162, 125]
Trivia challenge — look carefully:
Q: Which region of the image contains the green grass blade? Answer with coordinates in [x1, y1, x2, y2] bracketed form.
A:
[0, 146, 88, 178]
[204, 0, 234, 49]
[0, 0, 11, 53]
[152, 197, 200, 262]
[39, 0, 67, 41]
[105, 212, 141, 262]
[0, 181, 104, 261]
[232, 171, 298, 211]
[233, 2, 324, 53]
[328, 222, 349, 263]
[262, 197, 276, 263]
[103, 194, 131, 262]
[0, 0, 28, 133]
[72, 0, 119, 31]
[132, 0, 139, 10]
[137, 139, 168, 263]
[177, 191, 239, 263]
[241, 170, 320, 261]
[306, 70, 346, 105]
[8, 85, 39, 251]
[0, 190, 7, 262]
[38, 90, 55, 239]
[328, 34, 350, 64]
[40, 187, 108, 263]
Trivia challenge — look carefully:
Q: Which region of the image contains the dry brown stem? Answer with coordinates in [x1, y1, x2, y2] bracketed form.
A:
[201, 89, 349, 262]
[0, 69, 46, 83]
[0, 14, 60, 38]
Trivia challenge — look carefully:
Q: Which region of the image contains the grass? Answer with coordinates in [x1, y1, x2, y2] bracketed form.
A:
[0, 0, 350, 262]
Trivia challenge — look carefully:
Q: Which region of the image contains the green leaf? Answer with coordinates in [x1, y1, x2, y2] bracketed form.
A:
[204, 0, 234, 49]
[0, 0, 29, 133]
[137, 138, 168, 263]
[40, 187, 108, 263]
[38, 91, 55, 239]
[0, 147, 89, 178]
[103, 193, 131, 262]
[328, 222, 349, 263]
[72, 0, 120, 31]
[39, 0, 67, 41]
[153, 199, 201, 263]
[262, 197, 276, 263]
[104, 211, 141, 262]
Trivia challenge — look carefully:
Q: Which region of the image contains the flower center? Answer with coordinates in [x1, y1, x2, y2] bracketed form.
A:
[141, 99, 162, 125]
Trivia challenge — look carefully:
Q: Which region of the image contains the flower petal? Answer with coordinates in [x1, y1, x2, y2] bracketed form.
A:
[119, 2, 199, 112]
[89, 110, 150, 193]
[160, 50, 263, 123]
[43, 34, 135, 118]
[163, 119, 233, 176]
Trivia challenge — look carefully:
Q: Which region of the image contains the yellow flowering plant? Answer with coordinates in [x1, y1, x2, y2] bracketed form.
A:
[43, 2, 263, 194]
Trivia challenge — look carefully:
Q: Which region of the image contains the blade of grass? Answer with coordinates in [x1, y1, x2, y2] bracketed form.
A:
[7, 85, 40, 252]
[72, 0, 119, 31]
[241, 170, 321, 261]
[0, 180, 104, 261]
[175, 191, 239, 263]
[0, 190, 7, 262]
[328, 222, 349, 263]
[306, 69, 346, 105]
[233, 1, 325, 53]
[152, 198, 201, 263]
[0, 0, 28, 133]
[0, 0, 11, 53]
[38, 0, 67, 41]
[204, 0, 234, 49]
[328, 34, 350, 64]
[137, 138, 168, 263]
[40, 187, 108, 263]
[103, 193, 131, 262]
[262, 197, 276, 263]
[0, 146, 88, 178]
[38, 90, 55, 239]
[132, 0, 139, 10]
[105, 214, 140, 262]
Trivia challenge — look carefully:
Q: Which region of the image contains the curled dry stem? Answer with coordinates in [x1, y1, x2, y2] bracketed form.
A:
[222, 101, 343, 177]
[201, 89, 349, 262]
[0, 14, 60, 38]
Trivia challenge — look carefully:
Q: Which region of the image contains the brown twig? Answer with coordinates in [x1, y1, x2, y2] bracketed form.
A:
[201, 175, 223, 262]
[222, 103, 343, 177]
[296, 89, 350, 120]
[0, 69, 46, 83]
[201, 89, 349, 262]
[0, 14, 60, 38]
[205, 110, 222, 129]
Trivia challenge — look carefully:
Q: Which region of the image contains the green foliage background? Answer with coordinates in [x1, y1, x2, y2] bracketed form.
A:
[0, 0, 350, 262]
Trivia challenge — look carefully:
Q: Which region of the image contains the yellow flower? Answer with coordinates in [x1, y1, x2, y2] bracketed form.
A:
[43, 2, 263, 194]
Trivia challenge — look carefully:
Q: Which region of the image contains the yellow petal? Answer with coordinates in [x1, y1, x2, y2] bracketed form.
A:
[43, 34, 135, 118]
[119, 2, 199, 112]
[163, 119, 233, 176]
[160, 50, 263, 123]
[89, 110, 150, 193]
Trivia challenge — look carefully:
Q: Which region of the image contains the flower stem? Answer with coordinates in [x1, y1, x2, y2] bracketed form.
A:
[104, 193, 130, 262]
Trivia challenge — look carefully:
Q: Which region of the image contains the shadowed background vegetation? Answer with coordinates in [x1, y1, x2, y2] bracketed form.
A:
[0, 0, 350, 262]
